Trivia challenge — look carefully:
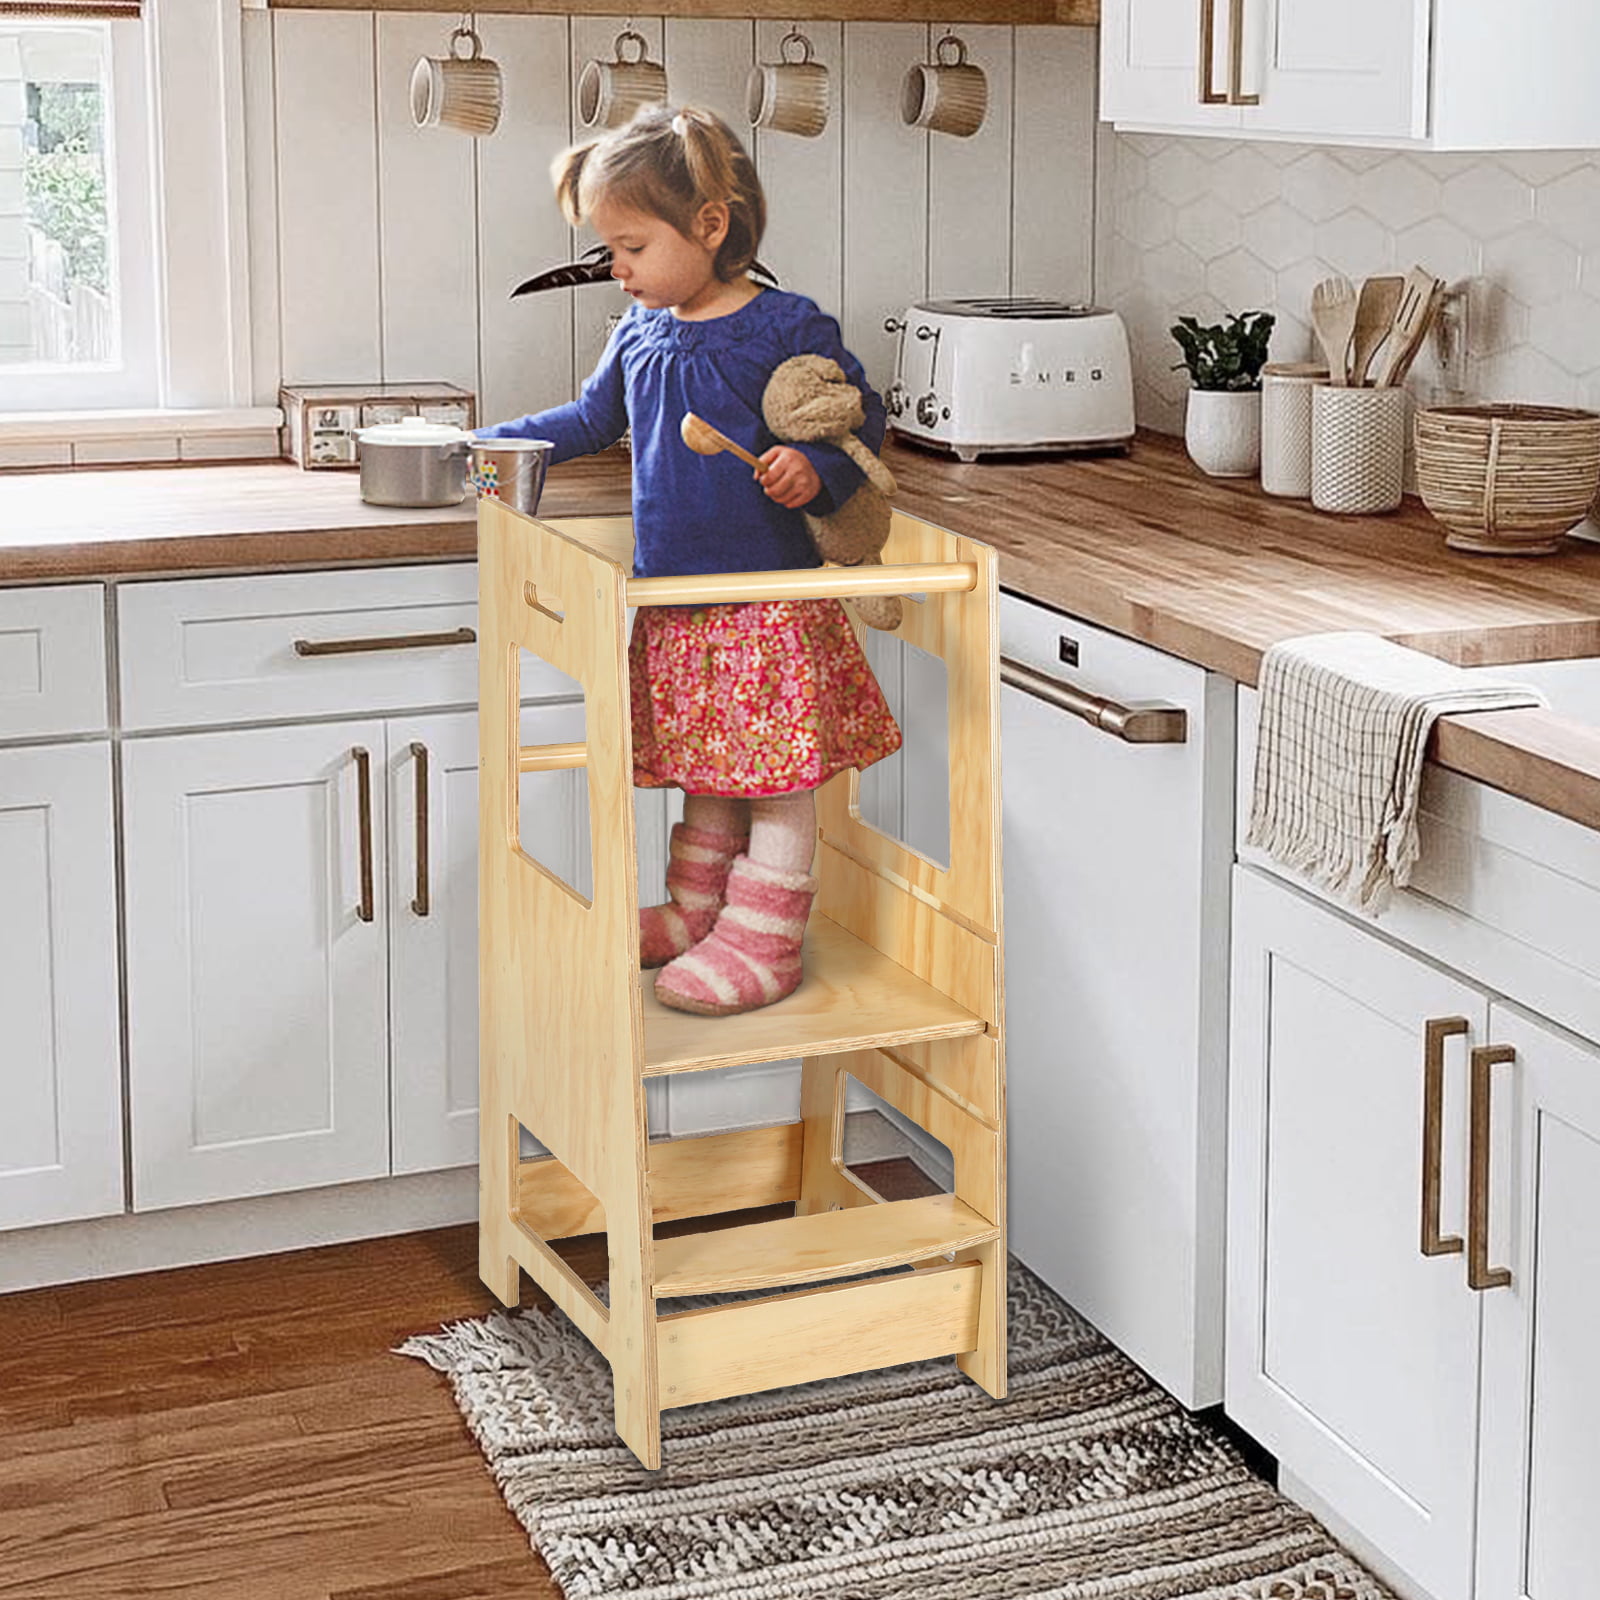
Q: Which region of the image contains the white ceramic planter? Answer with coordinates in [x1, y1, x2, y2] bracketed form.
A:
[1184, 388, 1262, 478]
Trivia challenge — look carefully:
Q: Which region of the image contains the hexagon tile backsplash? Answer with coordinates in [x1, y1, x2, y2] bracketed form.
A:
[1094, 133, 1600, 437]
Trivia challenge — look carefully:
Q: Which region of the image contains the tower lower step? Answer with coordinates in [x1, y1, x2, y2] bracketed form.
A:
[651, 1192, 998, 1298]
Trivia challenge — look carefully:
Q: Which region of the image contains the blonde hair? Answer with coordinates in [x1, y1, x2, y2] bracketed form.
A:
[550, 105, 766, 282]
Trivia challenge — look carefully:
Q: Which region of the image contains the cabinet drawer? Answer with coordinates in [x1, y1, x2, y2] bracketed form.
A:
[118, 564, 573, 729]
[0, 585, 107, 740]
[1238, 684, 1600, 1044]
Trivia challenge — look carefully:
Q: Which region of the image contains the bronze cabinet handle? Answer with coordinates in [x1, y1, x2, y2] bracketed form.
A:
[1227, 0, 1260, 105]
[1467, 1044, 1515, 1291]
[1000, 656, 1188, 745]
[1198, 0, 1227, 103]
[294, 626, 476, 657]
[410, 742, 430, 918]
[1421, 1017, 1468, 1258]
[352, 746, 375, 924]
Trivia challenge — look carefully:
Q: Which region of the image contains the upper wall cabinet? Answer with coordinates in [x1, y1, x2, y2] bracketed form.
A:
[1101, 0, 1600, 150]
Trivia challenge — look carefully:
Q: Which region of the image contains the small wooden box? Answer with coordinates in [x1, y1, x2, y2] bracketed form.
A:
[280, 383, 477, 470]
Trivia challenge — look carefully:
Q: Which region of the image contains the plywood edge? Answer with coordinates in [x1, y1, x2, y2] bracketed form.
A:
[656, 1263, 982, 1408]
[652, 1192, 998, 1297]
[507, 1214, 612, 1353]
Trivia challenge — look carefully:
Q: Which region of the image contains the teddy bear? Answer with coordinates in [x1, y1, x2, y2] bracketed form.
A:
[761, 354, 902, 632]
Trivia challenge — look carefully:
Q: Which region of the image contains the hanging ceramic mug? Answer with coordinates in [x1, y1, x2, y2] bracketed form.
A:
[410, 25, 503, 138]
[578, 29, 668, 130]
[901, 34, 987, 138]
[747, 30, 830, 138]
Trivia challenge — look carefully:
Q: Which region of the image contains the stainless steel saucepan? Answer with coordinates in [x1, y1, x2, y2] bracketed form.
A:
[356, 416, 471, 507]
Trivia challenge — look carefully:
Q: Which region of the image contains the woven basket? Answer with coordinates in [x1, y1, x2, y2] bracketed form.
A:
[1414, 404, 1600, 555]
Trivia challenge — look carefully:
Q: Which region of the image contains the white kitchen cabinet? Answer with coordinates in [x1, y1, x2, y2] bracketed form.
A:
[0, 742, 123, 1232]
[1476, 1004, 1600, 1600]
[1228, 868, 1484, 1600]
[0, 584, 108, 740]
[1001, 594, 1234, 1410]
[123, 720, 392, 1210]
[1100, 0, 1600, 150]
[116, 563, 502, 731]
[390, 703, 592, 1173]
[1238, 0, 1429, 143]
[1101, 0, 1426, 139]
[1100, 0, 1242, 135]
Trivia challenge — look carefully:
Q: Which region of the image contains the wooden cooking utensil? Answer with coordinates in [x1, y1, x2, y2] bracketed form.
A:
[681, 412, 767, 474]
[1310, 275, 1359, 386]
[1376, 266, 1445, 387]
[1347, 274, 1405, 387]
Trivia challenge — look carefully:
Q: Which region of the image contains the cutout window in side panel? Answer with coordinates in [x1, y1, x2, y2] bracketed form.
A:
[515, 650, 592, 902]
[513, 1119, 608, 1249]
[857, 633, 950, 870]
[843, 1072, 953, 1199]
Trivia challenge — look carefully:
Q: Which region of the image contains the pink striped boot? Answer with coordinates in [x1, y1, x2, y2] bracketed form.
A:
[653, 855, 817, 1016]
[638, 820, 749, 969]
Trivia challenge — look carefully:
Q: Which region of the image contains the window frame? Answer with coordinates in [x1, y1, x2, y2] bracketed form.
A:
[0, 0, 255, 418]
[0, 16, 158, 409]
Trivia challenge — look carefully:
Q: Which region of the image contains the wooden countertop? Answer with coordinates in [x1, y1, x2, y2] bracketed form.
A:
[0, 454, 626, 579]
[5, 436, 1600, 831]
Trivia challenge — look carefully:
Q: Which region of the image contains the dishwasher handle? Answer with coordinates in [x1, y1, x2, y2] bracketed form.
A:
[1000, 655, 1188, 745]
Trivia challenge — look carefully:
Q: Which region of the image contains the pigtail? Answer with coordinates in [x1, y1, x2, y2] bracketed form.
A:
[675, 109, 736, 208]
[550, 139, 598, 227]
[675, 108, 765, 280]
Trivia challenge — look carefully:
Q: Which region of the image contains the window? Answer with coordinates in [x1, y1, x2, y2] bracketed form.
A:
[0, 13, 156, 409]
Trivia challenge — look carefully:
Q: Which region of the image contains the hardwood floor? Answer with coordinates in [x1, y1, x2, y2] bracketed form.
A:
[0, 1160, 934, 1599]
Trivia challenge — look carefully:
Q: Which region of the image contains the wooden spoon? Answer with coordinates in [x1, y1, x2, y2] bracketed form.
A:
[1376, 267, 1445, 387]
[1347, 275, 1405, 387]
[681, 412, 767, 475]
[1310, 275, 1359, 386]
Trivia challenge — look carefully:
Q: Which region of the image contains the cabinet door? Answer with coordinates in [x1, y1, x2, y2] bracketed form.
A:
[1228, 868, 1484, 1600]
[1101, 0, 1243, 131]
[123, 721, 390, 1209]
[389, 703, 589, 1173]
[0, 743, 122, 1231]
[1243, 0, 1429, 141]
[1477, 1004, 1600, 1600]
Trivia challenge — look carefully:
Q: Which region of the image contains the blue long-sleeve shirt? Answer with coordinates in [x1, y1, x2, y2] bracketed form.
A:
[478, 288, 886, 580]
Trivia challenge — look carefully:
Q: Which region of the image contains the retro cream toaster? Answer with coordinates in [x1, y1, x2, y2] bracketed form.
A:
[886, 298, 1135, 461]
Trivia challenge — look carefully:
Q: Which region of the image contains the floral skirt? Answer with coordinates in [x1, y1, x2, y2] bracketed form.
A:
[629, 598, 902, 797]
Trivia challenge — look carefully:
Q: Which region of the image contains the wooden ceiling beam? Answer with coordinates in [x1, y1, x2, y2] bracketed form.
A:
[248, 0, 1099, 23]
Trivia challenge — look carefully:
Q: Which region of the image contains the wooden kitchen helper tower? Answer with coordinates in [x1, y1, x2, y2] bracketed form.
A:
[477, 499, 1006, 1469]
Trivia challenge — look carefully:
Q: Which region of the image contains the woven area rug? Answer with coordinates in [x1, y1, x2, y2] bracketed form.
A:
[399, 1261, 1393, 1600]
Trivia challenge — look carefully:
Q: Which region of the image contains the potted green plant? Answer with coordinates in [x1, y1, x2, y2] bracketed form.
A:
[1170, 311, 1276, 477]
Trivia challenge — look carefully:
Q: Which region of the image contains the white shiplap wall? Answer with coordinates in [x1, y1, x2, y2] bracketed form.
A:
[253, 14, 1098, 421]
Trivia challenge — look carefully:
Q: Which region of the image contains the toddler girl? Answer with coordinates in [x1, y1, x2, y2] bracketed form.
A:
[479, 104, 901, 1018]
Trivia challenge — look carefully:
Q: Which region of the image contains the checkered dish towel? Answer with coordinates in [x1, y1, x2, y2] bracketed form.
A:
[1245, 633, 1547, 914]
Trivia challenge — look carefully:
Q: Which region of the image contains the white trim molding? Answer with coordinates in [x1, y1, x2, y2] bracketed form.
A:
[0, 405, 279, 440]
[0, 405, 282, 467]
[146, 0, 256, 407]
